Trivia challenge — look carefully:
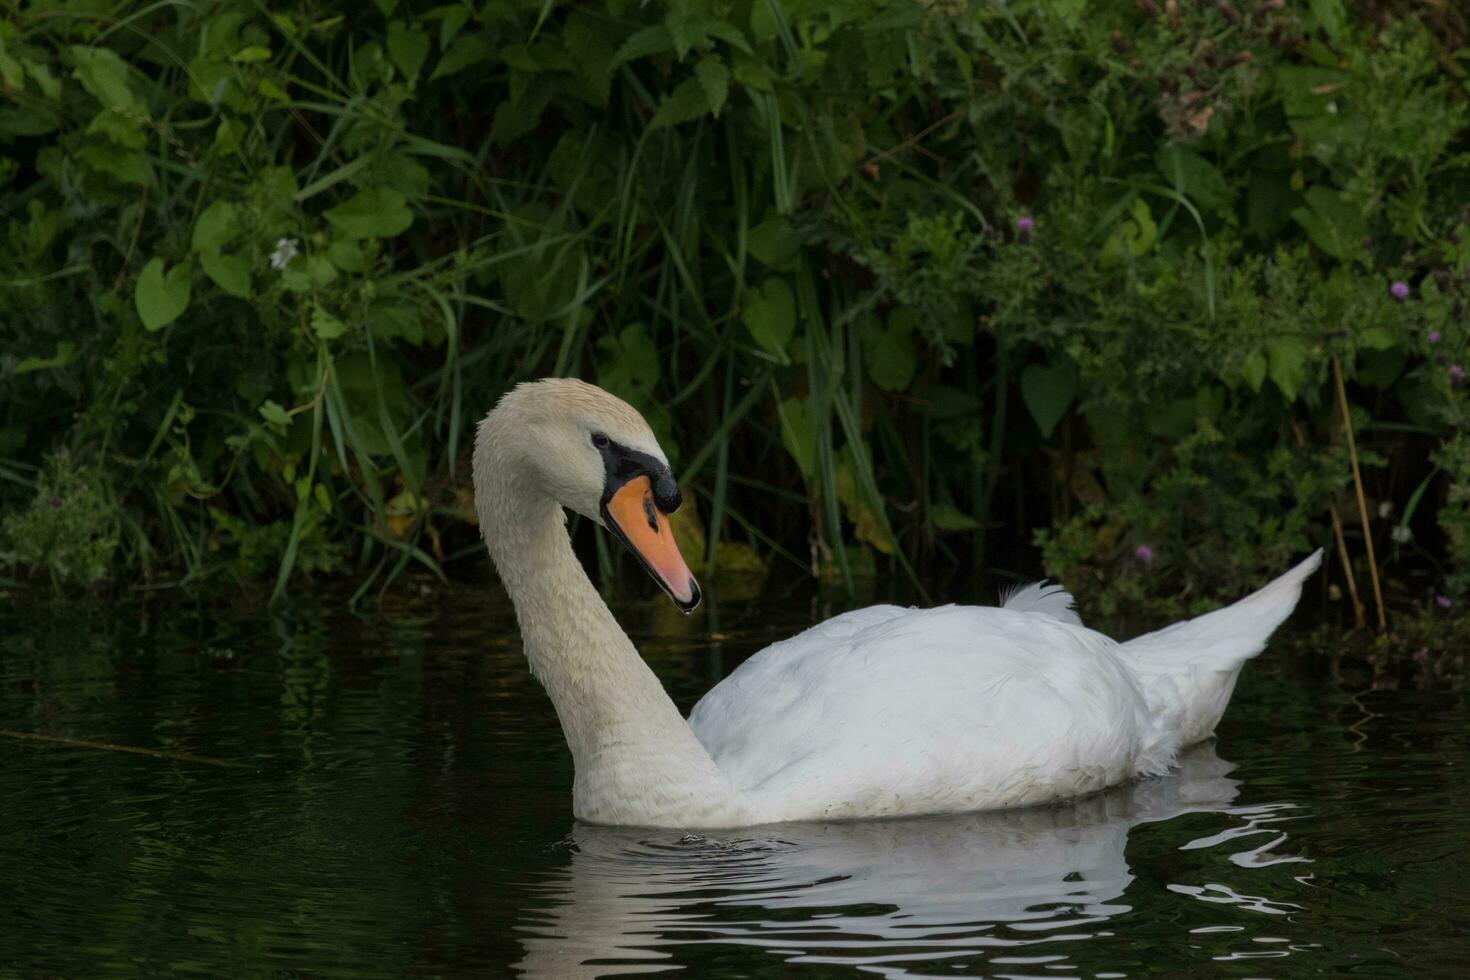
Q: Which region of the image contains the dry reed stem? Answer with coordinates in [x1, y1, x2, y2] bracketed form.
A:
[1291, 417, 1365, 629]
[1333, 357, 1386, 632]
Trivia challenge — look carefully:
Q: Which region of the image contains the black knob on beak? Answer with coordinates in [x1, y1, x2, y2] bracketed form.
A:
[652, 471, 682, 513]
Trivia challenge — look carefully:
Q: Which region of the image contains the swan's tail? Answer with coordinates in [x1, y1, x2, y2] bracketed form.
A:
[1120, 549, 1322, 749]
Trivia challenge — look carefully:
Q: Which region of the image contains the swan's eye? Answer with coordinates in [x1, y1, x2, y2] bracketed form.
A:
[591, 432, 610, 449]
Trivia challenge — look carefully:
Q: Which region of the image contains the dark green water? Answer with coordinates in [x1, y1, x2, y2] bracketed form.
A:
[1, 590, 1466, 978]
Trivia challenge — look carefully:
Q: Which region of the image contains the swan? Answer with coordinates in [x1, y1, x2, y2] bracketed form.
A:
[473, 377, 1321, 828]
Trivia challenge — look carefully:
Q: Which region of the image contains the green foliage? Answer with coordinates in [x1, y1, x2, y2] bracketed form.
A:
[1, 0, 1467, 619]
[2, 453, 117, 587]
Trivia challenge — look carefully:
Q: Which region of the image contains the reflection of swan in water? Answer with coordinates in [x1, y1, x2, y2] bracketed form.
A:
[514, 746, 1308, 978]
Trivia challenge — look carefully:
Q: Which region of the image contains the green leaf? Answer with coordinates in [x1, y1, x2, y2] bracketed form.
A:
[1098, 197, 1157, 267]
[68, 46, 141, 112]
[741, 278, 796, 362]
[1266, 336, 1307, 401]
[215, 117, 246, 155]
[611, 25, 674, 69]
[257, 78, 289, 102]
[1156, 144, 1231, 214]
[649, 75, 710, 129]
[695, 55, 730, 118]
[1359, 326, 1398, 351]
[929, 503, 981, 532]
[387, 22, 429, 81]
[1020, 363, 1076, 438]
[776, 396, 815, 480]
[1242, 349, 1267, 392]
[11, 341, 77, 375]
[1051, 0, 1087, 29]
[259, 400, 290, 429]
[200, 249, 252, 298]
[747, 213, 798, 267]
[324, 186, 412, 240]
[230, 46, 272, 64]
[431, 32, 492, 80]
[596, 323, 661, 405]
[135, 258, 192, 331]
[26, 60, 61, 101]
[311, 304, 348, 340]
[191, 200, 241, 253]
[1291, 186, 1364, 260]
[864, 320, 917, 392]
[1275, 66, 1349, 119]
[1309, 0, 1346, 40]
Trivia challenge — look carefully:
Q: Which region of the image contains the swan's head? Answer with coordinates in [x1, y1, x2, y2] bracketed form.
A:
[476, 378, 700, 612]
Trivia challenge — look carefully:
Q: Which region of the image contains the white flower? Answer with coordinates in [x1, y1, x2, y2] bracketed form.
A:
[270, 237, 300, 270]
[1378, 500, 1393, 518]
[1391, 525, 1413, 545]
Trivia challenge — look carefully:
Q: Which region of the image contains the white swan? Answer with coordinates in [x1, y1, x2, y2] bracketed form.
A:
[473, 378, 1321, 828]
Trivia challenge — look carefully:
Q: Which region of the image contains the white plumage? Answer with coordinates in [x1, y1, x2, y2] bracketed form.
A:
[690, 551, 1320, 822]
[474, 379, 1323, 828]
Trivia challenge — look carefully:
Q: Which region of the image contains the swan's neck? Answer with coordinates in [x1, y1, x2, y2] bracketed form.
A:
[476, 459, 751, 827]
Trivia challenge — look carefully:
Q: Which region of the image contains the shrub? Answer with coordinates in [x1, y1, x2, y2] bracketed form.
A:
[1, 1, 1466, 619]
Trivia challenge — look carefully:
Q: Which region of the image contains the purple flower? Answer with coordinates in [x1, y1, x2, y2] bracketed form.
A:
[1452, 364, 1464, 382]
[1390, 280, 1410, 300]
[1436, 593, 1452, 609]
[1134, 544, 1154, 563]
[1412, 647, 1429, 664]
[1428, 330, 1441, 344]
[1017, 215, 1034, 233]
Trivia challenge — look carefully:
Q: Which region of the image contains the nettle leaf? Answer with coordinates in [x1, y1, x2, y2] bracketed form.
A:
[192, 200, 241, 253]
[68, 46, 142, 112]
[929, 503, 980, 532]
[1266, 336, 1308, 401]
[695, 55, 730, 118]
[325, 186, 412, 240]
[200, 249, 252, 298]
[387, 21, 429, 81]
[611, 25, 674, 69]
[1291, 186, 1364, 260]
[741, 278, 795, 362]
[649, 75, 710, 129]
[667, 14, 743, 58]
[135, 257, 192, 331]
[1020, 362, 1076, 439]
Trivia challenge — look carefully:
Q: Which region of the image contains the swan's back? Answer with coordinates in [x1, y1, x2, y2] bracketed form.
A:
[689, 605, 1161, 822]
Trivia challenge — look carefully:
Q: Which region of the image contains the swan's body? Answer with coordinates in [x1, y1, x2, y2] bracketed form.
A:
[475, 379, 1320, 828]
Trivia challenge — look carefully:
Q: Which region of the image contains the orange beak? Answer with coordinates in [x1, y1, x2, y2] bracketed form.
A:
[601, 475, 701, 612]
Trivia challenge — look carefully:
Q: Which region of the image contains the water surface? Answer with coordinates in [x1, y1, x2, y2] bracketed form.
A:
[1, 590, 1465, 977]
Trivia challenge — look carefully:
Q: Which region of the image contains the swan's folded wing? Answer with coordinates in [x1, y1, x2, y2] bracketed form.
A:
[688, 605, 1158, 820]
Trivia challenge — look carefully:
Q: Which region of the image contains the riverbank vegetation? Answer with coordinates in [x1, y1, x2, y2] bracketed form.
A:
[2, 0, 1468, 635]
